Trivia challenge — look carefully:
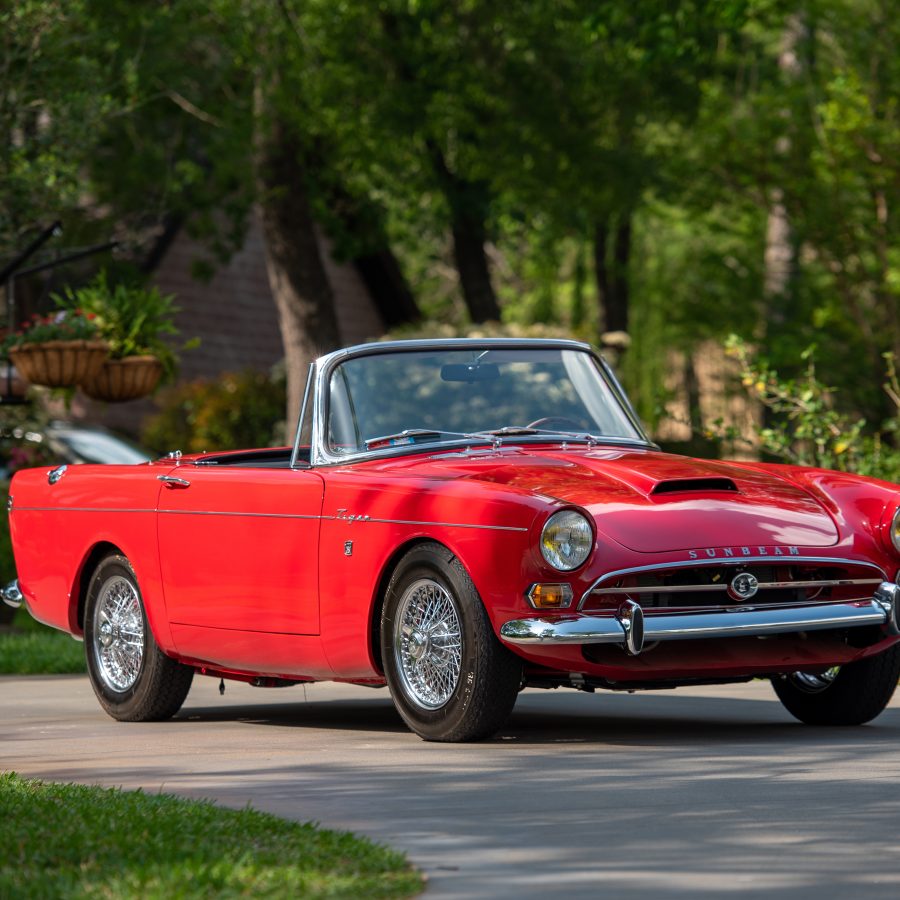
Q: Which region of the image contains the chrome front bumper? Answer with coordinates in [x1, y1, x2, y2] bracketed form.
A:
[1, 579, 23, 609]
[500, 582, 900, 656]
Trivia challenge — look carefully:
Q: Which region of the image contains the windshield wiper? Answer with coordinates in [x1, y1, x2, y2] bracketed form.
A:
[364, 429, 446, 450]
[363, 426, 604, 454]
[474, 426, 542, 436]
[469, 426, 601, 447]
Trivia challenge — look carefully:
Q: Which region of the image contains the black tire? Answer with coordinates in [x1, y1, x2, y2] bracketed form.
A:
[772, 644, 900, 726]
[381, 542, 523, 742]
[84, 554, 193, 721]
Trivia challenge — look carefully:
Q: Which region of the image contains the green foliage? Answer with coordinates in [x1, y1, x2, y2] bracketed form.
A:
[682, 0, 900, 422]
[0, 773, 423, 898]
[2, 310, 101, 351]
[0, 1, 115, 258]
[725, 336, 900, 481]
[0, 627, 86, 675]
[5, 0, 900, 433]
[54, 273, 185, 379]
[142, 370, 287, 455]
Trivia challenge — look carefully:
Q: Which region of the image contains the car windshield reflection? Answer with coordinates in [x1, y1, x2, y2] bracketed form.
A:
[325, 346, 644, 457]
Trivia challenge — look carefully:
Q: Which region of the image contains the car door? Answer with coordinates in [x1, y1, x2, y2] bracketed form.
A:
[156, 464, 324, 636]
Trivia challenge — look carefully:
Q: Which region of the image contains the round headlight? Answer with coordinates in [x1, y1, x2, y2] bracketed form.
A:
[540, 510, 593, 571]
[890, 507, 900, 555]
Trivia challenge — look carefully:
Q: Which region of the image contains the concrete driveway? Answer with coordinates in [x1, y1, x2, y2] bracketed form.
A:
[3, 674, 900, 898]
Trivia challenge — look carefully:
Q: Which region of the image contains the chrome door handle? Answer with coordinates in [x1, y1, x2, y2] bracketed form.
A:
[157, 474, 191, 488]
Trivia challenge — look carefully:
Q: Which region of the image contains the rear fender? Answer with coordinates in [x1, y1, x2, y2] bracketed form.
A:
[69, 537, 174, 652]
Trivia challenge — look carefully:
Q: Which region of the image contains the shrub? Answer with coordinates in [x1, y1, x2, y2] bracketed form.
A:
[142, 369, 286, 454]
[726, 336, 900, 481]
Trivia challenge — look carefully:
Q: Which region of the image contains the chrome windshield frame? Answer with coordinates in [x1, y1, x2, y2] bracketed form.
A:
[299, 338, 655, 468]
[289, 362, 315, 469]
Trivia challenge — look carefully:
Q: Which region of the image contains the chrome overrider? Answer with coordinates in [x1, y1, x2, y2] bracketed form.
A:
[500, 582, 900, 657]
[2, 579, 23, 609]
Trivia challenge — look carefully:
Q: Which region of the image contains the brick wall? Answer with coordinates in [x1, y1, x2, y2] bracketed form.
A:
[72, 215, 385, 438]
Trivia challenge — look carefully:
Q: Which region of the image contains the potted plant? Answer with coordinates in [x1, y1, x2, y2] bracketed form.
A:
[2, 309, 108, 389]
[56, 273, 187, 402]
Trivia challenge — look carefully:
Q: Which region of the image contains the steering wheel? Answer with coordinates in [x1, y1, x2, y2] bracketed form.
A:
[526, 417, 586, 432]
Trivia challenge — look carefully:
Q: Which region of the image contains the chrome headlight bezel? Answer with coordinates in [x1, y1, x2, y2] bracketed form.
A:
[540, 509, 594, 572]
[890, 506, 900, 555]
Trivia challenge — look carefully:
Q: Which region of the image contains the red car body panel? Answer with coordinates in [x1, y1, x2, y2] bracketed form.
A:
[7, 339, 900, 702]
[9, 443, 900, 684]
[10, 465, 172, 647]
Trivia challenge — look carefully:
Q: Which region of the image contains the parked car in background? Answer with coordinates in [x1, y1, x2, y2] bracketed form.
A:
[6, 339, 900, 741]
[0, 421, 150, 481]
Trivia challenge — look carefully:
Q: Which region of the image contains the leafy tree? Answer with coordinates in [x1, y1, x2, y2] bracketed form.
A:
[681, 0, 900, 423]
[0, 1, 113, 259]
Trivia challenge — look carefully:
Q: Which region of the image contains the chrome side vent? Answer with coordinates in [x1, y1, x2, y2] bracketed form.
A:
[652, 477, 738, 495]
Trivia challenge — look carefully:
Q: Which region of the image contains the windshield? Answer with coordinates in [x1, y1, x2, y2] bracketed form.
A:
[325, 346, 644, 455]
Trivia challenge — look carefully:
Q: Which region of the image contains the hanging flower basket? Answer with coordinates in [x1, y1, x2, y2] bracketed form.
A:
[80, 355, 164, 403]
[8, 340, 109, 388]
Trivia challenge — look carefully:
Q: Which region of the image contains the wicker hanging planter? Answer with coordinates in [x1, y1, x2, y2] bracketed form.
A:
[80, 355, 164, 402]
[7, 340, 109, 388]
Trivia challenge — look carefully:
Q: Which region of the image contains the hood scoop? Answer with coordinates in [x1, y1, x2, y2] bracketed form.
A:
[651, 477, 738, 496]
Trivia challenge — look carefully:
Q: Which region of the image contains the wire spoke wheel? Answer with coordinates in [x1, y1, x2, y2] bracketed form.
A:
[394, 578, 462, 709]
[772, 645, 900, 726]
[84, 554, 193, 721]
[382, 543, 523, 741]
[92, 574, 145, 692]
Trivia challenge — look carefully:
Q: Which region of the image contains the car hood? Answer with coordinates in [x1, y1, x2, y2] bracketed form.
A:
[411, 447, 839, 552]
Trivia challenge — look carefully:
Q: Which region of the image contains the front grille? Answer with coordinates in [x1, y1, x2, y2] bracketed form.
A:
[580, 559, 884, 613]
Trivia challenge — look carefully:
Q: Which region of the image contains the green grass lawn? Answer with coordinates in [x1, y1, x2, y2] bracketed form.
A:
[0, 616, 424, 898]
[0, 612, 86, 674]
[0, 773, 423, 899]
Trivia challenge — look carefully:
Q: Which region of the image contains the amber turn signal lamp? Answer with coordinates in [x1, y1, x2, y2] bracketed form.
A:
[527, 583, 574, 609]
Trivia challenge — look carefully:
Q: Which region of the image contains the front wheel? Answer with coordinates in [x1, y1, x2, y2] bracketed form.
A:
[772, 644, 900, 726]
[85, 554, 193, 721]
[381, 543, 523, 742]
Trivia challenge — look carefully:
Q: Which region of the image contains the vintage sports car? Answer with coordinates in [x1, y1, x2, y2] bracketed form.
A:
[5, 338, 900, 741]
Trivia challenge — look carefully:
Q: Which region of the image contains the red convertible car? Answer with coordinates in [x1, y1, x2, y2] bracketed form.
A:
[5, 338, 900, 741]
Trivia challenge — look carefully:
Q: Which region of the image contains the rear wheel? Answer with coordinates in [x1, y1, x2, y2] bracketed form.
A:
[772, 644, 900, 725]
[85, 554, 193, 721]
[381, 543, 522, 742]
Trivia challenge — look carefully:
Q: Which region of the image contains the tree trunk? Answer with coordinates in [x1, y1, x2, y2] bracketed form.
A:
[684, 350, 703, 433]
[429, 143, 500, 323]
[319, 178, 421, 328]
[593, 215, 631, 337]
[763, 16, 805, 338]
[571, 239, 587, 329]
[451, 212, 500, 323]
[353, 248, 420, 328]
[763, 186, 794, 330]
[255, 110, 341, 438]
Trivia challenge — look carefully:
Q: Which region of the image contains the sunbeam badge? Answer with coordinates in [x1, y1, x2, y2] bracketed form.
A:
[727, 572, 759, 602]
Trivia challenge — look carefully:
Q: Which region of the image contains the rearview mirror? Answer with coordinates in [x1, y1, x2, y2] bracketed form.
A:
[440, 363, 500, 383]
